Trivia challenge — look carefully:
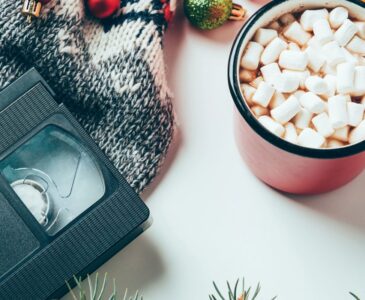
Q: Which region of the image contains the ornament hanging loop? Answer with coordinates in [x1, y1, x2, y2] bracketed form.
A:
[229, 3, 246, 21]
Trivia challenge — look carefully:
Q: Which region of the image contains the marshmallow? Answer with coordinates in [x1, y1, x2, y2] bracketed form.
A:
[359, 56, 365, 66]
[240, 84, 256, 105]
[280, 13, 296, 26]
[312, 112, 335, 137]
[254, 28, 278, 46]
[288, 42, 301, 51]
[321, 62, 337, 75]
[258, 116, 285, 137]
[283, 21, 311, 46]
[332, 126, 350, 142]
[334, 19, 358, 46]
[283, 69, 310, 89]
[323, 74, 337, 99]
[346, 36, 365, 55]
[343, 95, 352, 102]
[313, 19, 334, 44]
[355, 22, 365, 39]
[336, 62, 355, 94]
[307, 36, 322, 49]
[327, 139, 345, 148]
[271, 95, 301, 124]
[300, 9, 329, 31]
[305, 46, 326, 72]
[250, 76, 264, 88]
[299, 91, 326, 114]
[273, 73, 300, 93]
[260, 63, 281, 86]
[354, 66, 365, 95]
[293, 90, 305, 100]
[349, 120, 365, 144]
[269, 92, 286, 109]
[239, 69, 256, 83]
[294, 108, 312, 129]
[298, 128, 325, 148]
[241, 42, 264, 70]
[278, 50, 308, 71]
[252, 81, 275, 107]
[347, 102, 364, 127]
[305, 76, 329, 95]
[322, 41, 346, 66]
[284, 122, 298, 144]
[251, 105, 269, 117]
[342, 47, 360, 65]
[328, 95, 348, 129]
[261, 37, 288, 65]
[329, 7, 349, 29]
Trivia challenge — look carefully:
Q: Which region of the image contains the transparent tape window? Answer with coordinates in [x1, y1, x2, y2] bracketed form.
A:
[0, 125, 106, 235]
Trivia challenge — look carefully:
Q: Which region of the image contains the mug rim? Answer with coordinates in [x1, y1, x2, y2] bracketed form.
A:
[228, 0, 365, 159]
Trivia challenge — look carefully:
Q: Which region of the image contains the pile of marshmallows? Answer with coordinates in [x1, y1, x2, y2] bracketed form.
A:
[240, 7, 365, 149]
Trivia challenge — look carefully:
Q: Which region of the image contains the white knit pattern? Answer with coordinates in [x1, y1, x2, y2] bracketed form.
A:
[0, 0, 175, 193]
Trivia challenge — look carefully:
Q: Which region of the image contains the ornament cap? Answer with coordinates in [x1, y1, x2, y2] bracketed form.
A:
[229, 3, 246, 21]
[21, 0, 42, 21]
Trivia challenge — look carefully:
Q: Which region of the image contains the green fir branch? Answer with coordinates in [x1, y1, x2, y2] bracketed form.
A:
[209, 277, 276, 300]
[66, 273, 360, 300]
[66, 273, 142, 300]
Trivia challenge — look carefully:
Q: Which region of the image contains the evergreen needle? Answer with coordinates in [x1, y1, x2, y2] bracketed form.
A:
[65, 280, 78, 300]
[350, 292, 360, 300]
[213, 281, 226, 300]
[251, 283, 261, 300]
[233, 279, 239, 300]
[227, 281, 234, 299]
[97, 273, 108, 300]
[93, 273, 99, 300]
[88, 275, 94, 299]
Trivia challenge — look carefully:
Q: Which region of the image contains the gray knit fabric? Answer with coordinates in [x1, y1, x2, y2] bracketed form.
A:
[0, 0, 175, 193]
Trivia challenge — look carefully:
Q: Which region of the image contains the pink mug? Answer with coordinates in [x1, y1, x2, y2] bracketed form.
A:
[228, 0, 365, 194]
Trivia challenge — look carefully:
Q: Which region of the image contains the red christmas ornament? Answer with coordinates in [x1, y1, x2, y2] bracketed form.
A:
[163, 3, 173, 23]
[87, 0, 121, 19]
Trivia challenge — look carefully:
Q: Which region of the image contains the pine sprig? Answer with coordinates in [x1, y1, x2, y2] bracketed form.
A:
[66, 273, 142, 300]
[66, 273, 360, 300]
[209, 278, 277, 300]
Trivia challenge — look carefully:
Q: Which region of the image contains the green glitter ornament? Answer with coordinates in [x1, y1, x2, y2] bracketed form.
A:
[184, 0, 245, 30]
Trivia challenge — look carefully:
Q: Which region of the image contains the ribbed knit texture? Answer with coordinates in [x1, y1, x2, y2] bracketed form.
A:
[0, 0, 175, 193]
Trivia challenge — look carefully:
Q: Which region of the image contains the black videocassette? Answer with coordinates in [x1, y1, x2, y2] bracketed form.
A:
[0, 69, 151, 299]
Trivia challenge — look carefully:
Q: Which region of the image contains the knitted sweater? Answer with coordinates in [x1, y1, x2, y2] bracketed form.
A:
[0, 0, 175, 193]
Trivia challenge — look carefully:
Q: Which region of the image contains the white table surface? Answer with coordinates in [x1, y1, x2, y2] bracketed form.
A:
[64, 1, 365, 299]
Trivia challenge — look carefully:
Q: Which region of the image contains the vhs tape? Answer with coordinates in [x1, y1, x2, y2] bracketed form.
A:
[0, 69, 151, 299]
